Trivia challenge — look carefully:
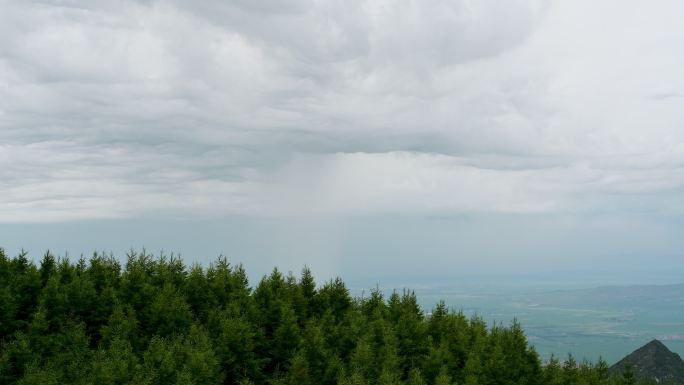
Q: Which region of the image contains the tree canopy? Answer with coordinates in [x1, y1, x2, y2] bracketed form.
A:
[0, 248, 658, 384]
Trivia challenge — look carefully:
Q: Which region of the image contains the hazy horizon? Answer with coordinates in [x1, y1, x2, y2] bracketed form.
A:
[2, 215, 683, 289]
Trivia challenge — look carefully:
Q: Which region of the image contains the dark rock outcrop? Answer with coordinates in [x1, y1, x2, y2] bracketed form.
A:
[610, 339, 684, 384]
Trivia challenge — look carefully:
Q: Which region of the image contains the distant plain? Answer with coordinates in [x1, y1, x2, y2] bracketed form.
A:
[415, 283, 684, 363]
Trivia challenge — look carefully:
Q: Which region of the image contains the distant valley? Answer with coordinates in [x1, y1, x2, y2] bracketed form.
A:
[378, 282, 684, 364]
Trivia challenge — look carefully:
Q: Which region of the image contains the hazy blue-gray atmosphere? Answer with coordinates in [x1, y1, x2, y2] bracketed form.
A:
[2, 0, 684, 363]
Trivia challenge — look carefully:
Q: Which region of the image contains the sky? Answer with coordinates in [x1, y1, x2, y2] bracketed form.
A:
[1, 0, 684, 285]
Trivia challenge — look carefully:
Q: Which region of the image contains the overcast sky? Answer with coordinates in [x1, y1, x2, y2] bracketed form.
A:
[2, 0, 684, 284]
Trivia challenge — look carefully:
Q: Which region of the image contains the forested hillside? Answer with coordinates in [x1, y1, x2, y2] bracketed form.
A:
[0, 249, 657, 384]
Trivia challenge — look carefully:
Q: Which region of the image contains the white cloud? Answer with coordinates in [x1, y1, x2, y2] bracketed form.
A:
[1, 0, 684, 222]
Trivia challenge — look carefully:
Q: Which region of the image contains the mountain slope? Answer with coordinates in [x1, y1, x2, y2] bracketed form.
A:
[610, 339, 684, 384]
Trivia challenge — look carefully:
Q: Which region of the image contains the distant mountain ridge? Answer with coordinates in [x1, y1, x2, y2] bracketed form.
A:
[610, 339, 684, 384]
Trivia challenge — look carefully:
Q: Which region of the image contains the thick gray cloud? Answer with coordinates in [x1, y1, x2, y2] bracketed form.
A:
[1, 0, 684, 224]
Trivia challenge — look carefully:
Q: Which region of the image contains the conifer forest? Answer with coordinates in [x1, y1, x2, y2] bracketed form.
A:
[0, 249, 659, 384]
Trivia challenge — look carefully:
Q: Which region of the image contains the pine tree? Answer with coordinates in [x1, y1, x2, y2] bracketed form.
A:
[177, 325, 222, 384]
[434, 367, 453, 385]
[622, 363, 636, 385]
[148, 283, 192, 338]
[89, 338, 137, 385]
[406, 367, 427, 385]
[282, 349, 311, 385]
[542, 355, 564, 385]
[272, 305, 302, 372]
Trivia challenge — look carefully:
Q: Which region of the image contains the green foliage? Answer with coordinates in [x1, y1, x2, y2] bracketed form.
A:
[0, 250, 658, 384]
[406, 367, 427, 385]
[623, 363, 637, 385]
